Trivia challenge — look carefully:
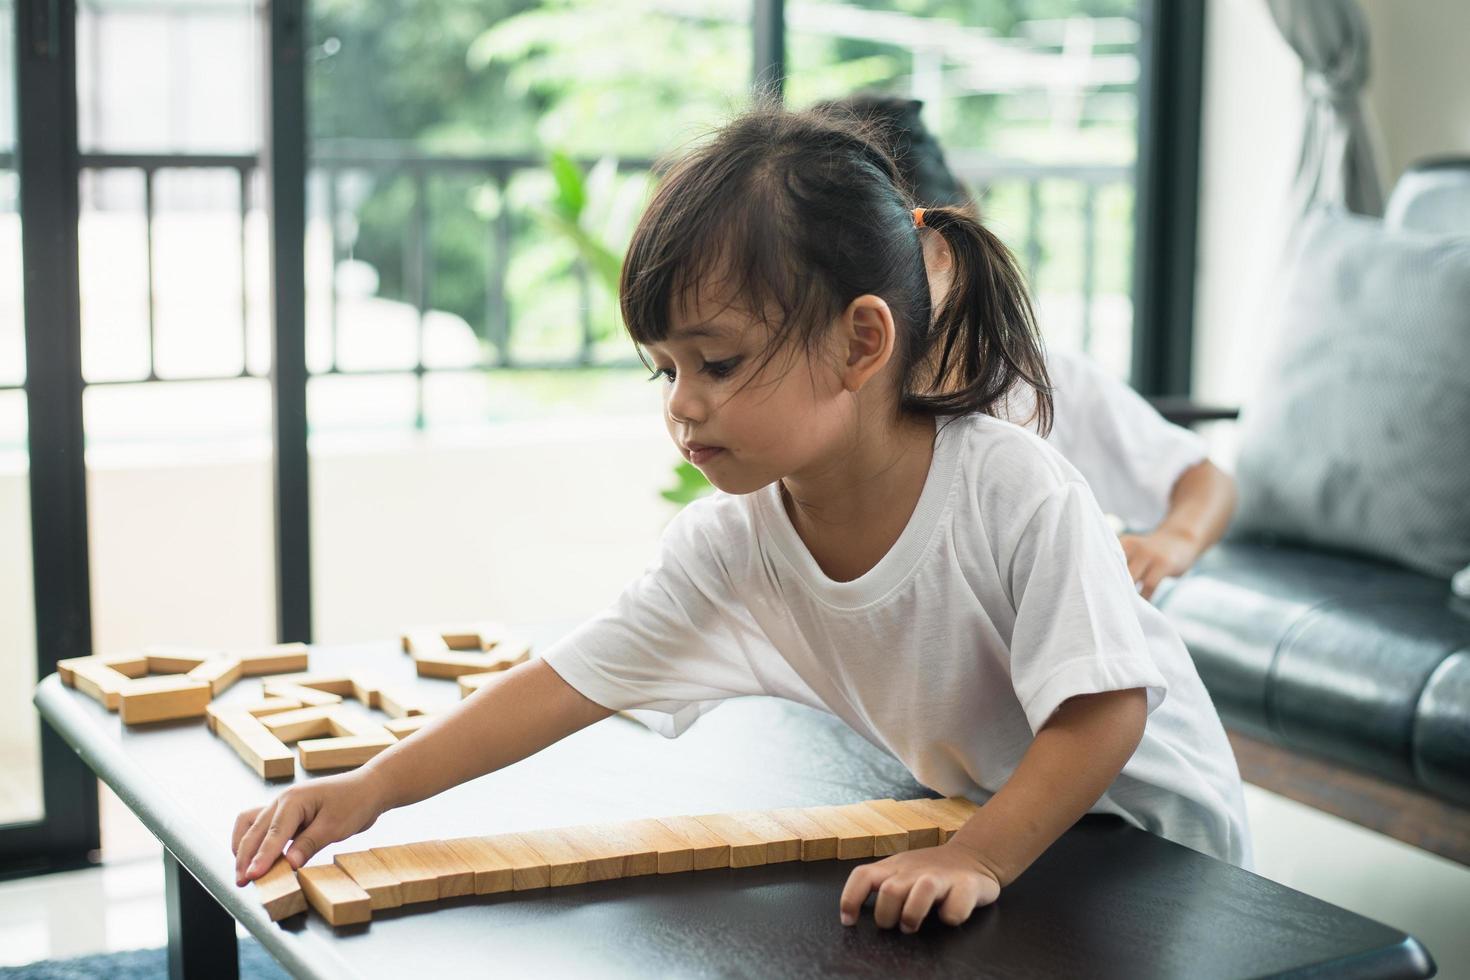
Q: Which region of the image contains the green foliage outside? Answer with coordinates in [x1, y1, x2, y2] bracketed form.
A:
[309, 0, 1140, 378]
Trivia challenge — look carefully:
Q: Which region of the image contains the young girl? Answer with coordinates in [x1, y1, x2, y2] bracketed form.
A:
[234, 104, 1250, 933]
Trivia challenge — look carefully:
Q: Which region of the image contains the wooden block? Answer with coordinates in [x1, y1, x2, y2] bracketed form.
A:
[832, 802, 909, 856]
[383, 714, 434, 740]
[324, 708, 389, 739]
[727, 811, 801, 863]
[864, 799, 943, 850]
[481, 833, 551, 891]
[237, 643, 310, 676]
[655, 815, 730, 871]
[298, 864, 372, 927]
[334, 850, 404, 910]
[261, 705, 339, 742]
[258, 673, 354, 696]
[896, 797, 978, 843]
[211, 709, 295, 779]
[412, 650, 520, 680]
[692, 813, 767, 869]
[188, 656, 243, 695]
[457, 672, 498, 698]
[407, 840, 475, 899]
[403, 623, 509, 654]
[402, 630, 449, 654]
[297, 734, 394, 771]
[516, 828, 593, 887]
[117, 676, 212, 725]
[255, 857, 307, 921]
[143, 646, 215, 674]
[370, 845, 439, 904]
[67, 659, 137, 710]
[571, 823, 657, 881]
[350, 676, 381, 709]
[766, 808, 839, 861]
[261, 681, 343, 708]
[442, 837, 515, 895]
[802, 805, 875, 860]
[377, 686, 426, 719]
[205, 697, 302, 734]
[621, 818, 693, 874]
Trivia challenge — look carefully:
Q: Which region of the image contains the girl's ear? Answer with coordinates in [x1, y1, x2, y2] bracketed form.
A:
[920, 232, 955, 316]
[839, 294, 897, 393]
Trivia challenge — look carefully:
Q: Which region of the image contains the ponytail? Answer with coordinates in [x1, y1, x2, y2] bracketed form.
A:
[902, 206, 1053, 437]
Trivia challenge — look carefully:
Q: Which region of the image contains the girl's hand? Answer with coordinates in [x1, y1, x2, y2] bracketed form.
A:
[1119, 527, 1200, 599]
[232, 769, 389, 885]
[838, 839, 1002, 932]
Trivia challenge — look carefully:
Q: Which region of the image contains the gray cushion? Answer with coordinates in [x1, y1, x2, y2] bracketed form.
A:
[1231, 206, 1470, 578]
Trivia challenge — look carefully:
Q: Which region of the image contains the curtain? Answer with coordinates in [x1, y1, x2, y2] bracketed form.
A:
[1266, 0, 1384, 216]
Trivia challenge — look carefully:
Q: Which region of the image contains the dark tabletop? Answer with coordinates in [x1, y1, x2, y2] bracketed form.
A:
[34, 631, 1436, 979]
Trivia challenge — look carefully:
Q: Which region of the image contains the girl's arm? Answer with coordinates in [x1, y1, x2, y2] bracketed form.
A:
[839, 686, 1147, 931]
[232, 658, 612, 884]
[1121, 459, 1237, 598]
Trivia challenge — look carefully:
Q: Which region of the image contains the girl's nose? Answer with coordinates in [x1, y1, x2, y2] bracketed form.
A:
[666, 377, 706, 425]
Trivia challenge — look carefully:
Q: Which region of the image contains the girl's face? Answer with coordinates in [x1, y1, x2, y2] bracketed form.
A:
[644, 283, 856, 496]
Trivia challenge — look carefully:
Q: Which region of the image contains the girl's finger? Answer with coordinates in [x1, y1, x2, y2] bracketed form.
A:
[1131, 557, 1155, 594]
[248, 797, 309, 880]
[285, 817, 332, 869]
[235, 800, 277, 884]
[872, 875, 914, 930]
[839, 863, 884, 926]
[935, 875, 987, 926]
[899, 874, 945, 933]
[232, 807, 261, 855]
[1141, 567, 1166, 600]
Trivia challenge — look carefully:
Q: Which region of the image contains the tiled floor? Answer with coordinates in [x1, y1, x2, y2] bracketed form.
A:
[2, 785, 1467, 975]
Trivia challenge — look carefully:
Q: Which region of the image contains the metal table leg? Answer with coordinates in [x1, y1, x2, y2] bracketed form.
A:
[164, 848, 239, 980]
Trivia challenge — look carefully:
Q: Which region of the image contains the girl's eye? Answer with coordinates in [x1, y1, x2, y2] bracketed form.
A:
[646, 359, 740, 384]
[704, 357, 741, 379]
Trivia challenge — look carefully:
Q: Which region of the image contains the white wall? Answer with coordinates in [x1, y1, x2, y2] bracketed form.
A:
[1193, 0, 1470, 434]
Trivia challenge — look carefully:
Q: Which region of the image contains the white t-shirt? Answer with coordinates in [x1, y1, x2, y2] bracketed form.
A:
[1002, 348, 1209, 532]
[543, 414, 1252, 867]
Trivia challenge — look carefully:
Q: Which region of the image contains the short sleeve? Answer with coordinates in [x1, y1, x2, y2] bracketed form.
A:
[1006, 480, 1169, 734]
[1046, 351, 1208, 531]
[540, 502, 766, 737]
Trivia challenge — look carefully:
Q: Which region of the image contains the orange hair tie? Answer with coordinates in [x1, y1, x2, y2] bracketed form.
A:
[912, 207, 926, 229]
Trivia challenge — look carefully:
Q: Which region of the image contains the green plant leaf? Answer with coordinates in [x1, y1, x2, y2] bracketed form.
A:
[659, 460, 713, 506]
[547, 150, 586, 223]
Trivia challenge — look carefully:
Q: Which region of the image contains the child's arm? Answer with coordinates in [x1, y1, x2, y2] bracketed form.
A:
[839, 686, 1147, 931]
[1120, 459, 1237, 598]
[232, 659, 612, 885]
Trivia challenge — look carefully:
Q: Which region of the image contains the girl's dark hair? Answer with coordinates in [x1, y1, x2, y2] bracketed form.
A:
[811, 94, 973, 210]
[620, 101, 1051, 433]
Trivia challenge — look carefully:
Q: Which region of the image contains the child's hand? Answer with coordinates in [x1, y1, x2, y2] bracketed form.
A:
[232, 770, 388, 885]
[838, 839, 1002, 932]
[1119, 527, 1200, 599]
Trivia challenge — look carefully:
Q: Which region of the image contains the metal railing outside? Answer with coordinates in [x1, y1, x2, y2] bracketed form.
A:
[1, 147, 1133, 429]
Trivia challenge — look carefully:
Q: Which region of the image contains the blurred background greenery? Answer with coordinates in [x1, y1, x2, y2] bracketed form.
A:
[308, 0, 1140, 389]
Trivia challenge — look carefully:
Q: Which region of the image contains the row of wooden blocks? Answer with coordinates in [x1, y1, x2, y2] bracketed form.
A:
[57, 645, 310, 724]
[208, 674, 436, 778]
[256, 796, 981, 927]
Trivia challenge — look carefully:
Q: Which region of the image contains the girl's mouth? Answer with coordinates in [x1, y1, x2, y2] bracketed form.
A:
[685, 443, 725, 465]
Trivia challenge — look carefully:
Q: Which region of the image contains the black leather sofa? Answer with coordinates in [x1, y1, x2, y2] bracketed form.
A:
[1153, 158, 1470, 865]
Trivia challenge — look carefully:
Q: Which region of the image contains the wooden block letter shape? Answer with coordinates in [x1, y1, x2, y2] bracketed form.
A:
[117, 676, 213, 725]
